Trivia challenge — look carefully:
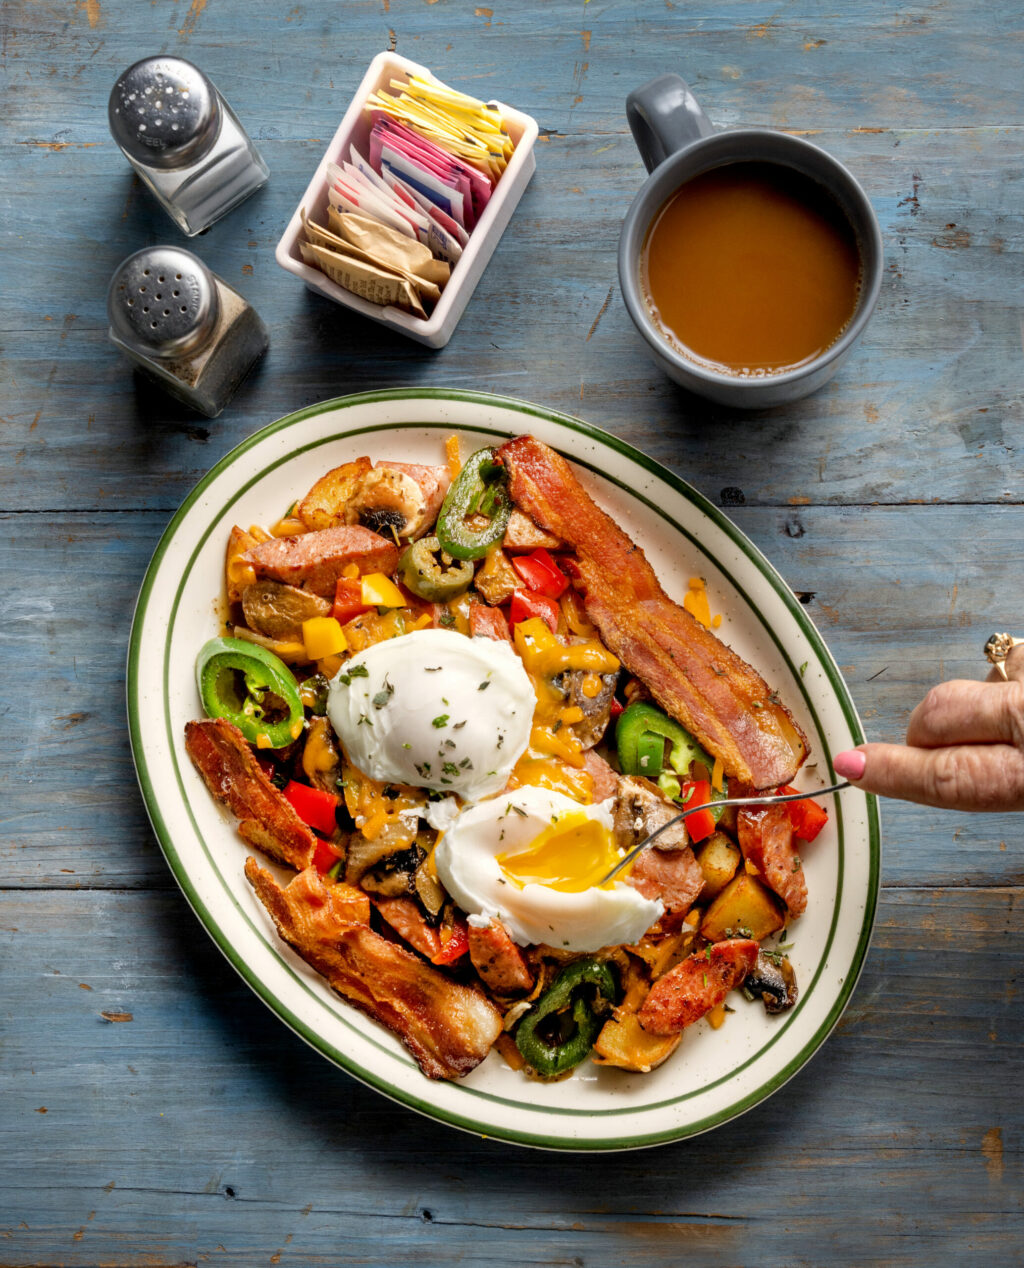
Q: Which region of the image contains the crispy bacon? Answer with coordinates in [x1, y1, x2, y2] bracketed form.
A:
[245, 860, 502, 1080]
[468, 919, 535, 994]
[243, 525, 399, 598]
[737, 803, 808, 918]
[184, 719, 315, 870]
[497, 436, 807, 789]
[638, 938, 758, 1035]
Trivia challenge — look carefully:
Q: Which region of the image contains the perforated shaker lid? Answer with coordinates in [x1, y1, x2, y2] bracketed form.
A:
[107, 247, 220, 360]
[108, 56, 221, 169]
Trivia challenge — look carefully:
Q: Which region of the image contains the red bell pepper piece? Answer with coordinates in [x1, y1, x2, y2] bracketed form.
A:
[778, 785, 829, 842]
[282, 780, 340, 836]
[680, 779, 716, 844]
[312, 836, 344, 874]
[430, 915, 469, 965]
[331, 576, 369, 624]
[509, 588, 560, 634]
[609, 698, 625, 720]
[511, 548, 569, 599]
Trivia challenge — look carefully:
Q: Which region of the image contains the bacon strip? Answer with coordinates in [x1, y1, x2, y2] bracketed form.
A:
[638, 938, 758, 1035]
[245, 861, 502, 1080]
[468, 919, 535, 994]
[185, 719, 315, 870]
[497, 436, 807, 788]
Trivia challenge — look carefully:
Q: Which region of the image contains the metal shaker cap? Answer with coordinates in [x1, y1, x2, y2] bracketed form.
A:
[107, 247, 220, 359]
[108, 57, 221, 169]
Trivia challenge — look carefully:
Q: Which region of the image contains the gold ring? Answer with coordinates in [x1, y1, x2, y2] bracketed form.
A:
[984, 632, 1024, 680]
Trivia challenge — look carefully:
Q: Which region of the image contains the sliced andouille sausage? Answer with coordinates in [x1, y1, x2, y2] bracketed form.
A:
[583, 749, 619, 803]
[469, 602, 512, 643]
[242, 525, 400, 598]
[184, 718, 315, 871]
[468, 919, 535, 994]
[637, 938, 759, 1035]
[737, 803, 808, 918]
[626, 845, 705, 922]
[373, 896, 442, 961]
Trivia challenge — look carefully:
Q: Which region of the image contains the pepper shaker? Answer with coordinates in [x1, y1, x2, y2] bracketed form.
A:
[109, 56, 269, 236]
[107, 246, 269, 418]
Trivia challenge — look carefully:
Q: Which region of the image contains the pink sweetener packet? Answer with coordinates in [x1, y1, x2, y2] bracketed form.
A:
[371, 118, 477, 227]
[377, 117, 493, 220]
[328, 178, 419, 239]
[383, 171, 469, 247]
[374, 138, 468, 229]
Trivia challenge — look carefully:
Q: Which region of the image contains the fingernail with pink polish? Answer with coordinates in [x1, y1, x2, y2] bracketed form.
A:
[834, 750, 866, 780]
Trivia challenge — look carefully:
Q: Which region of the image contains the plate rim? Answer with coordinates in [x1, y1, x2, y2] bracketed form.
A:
[127, 387, 881, 1151]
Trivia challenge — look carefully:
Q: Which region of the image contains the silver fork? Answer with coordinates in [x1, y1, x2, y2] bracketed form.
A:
[600, 780, 854, 885]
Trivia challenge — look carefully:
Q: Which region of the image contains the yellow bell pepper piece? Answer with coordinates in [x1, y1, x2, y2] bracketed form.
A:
[302, 617, 348, 661]
[361, 573, 406, 609]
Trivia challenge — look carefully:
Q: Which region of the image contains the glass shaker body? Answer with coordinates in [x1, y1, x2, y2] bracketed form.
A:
[109, 57, 268, 237]
[107, 247, 269, 418]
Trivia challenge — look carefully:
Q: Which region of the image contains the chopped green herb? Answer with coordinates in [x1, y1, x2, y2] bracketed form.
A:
[703, 972, 708, 988]
[432, 714, 449, 728]
[442, 761, 460, 776]
[799, 661, 808, 677]
[402, 742, 412, 750]
[453, 720, 467, 730]
[511, 804, 528, 818]
[478, 680, 491, 691]
[371, 678, 394, 709]
[459, 758, 473, 769]
[443, 739, 456, 750]
[438, 610, 456, 628]
[414, 762, 432, 778]
[348, 664, 369, 679]
[424, 666, 443, 672]
[357, 714, 373, 727]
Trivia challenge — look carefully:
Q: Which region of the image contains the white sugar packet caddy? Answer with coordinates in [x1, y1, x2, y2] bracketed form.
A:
[275, 52, 538, 348]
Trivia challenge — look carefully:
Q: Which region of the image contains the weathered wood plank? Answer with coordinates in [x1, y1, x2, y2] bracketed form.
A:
[1, 9, 1021, 511]
[1, 886, 1020, 1266]
[4, 505, 1021, 889]
[3, 0, 1021, 134]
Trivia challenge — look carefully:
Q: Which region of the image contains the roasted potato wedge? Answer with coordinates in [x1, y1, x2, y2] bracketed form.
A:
[593, 1013, 682, 1072]
[694, 831, 742, 901]
[700, 872, 785, 943]
[297, 456, 372, 531]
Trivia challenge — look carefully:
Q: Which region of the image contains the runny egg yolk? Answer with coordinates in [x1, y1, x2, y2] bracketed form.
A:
[496, 811, 625, 893]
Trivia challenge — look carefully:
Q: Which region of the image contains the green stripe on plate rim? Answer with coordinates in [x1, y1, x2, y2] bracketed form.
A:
[127, 388, 880, 1152]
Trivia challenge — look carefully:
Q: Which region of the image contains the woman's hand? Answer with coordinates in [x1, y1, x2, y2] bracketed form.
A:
[833, 646, 1024, 811]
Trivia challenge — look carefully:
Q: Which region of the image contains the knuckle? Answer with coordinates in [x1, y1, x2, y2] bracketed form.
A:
[910, 684, 951, 738]
[1001, 682, 1024, 749]
[927, 748, 976, 808]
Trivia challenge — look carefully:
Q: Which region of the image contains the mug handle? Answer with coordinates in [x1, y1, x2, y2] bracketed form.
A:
[626, 74, 715, 173]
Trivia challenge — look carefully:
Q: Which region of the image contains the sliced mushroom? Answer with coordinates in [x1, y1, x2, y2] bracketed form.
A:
[613, 775, 689, 852]
[357, 844, 424, 897]
[567, 667, 619, 749]
[414, 857, 447, 921]
[344, 824, 418, 885]
[302, 716, 342, 796]
[242, 579, 330, 640]
[345, 467, 430, 540]
[745, 950, 798, 1015]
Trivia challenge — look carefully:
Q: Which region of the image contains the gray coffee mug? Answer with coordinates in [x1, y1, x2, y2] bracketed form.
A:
[618, 74, 883, 408]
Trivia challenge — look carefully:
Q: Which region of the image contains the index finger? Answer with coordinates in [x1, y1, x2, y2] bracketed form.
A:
[839, 740, 1024, 812]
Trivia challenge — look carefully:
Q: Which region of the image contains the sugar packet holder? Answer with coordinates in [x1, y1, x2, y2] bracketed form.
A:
[275, 51, 539, 349]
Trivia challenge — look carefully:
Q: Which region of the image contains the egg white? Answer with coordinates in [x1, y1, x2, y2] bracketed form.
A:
[435, 786, 664, 953]
[327, 628, 533, 801]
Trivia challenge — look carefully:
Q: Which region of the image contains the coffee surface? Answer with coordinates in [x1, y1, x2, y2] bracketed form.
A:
[641, 162, 861, 376]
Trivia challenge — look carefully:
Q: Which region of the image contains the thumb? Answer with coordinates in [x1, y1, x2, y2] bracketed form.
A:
[834, 741, 1024, 812]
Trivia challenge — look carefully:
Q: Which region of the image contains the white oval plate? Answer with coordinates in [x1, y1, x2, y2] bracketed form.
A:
[128, 389, 880, 1151]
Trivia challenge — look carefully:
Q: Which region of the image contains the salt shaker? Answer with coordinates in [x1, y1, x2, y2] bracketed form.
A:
[107, 246, 269, 418]
[108, 56, 269, 236]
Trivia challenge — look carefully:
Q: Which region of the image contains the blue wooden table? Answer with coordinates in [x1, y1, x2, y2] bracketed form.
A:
[2, 1, 1021, 1263]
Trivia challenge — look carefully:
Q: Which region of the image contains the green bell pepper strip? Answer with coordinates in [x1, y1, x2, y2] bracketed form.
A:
[514, 958, 618, 1077]
[616, 701, 728, 822]
[398, 535, 475, 601]
[196, 637, 304, 749]
[435, 447, 512, 560]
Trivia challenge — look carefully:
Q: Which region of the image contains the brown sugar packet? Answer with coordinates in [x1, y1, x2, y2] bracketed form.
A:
[299, 240, 427, 318]
[301, 210, 442, 308]
[326, 207, 451, 287]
